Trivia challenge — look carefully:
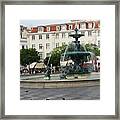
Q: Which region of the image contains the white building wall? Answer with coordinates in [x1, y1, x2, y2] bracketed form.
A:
[27, 28, 100, 60]
[20, 29, 28, 49]
[20, 38, 28, 49]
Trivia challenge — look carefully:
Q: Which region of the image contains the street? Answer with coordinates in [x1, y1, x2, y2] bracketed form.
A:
[20, 85, 100, 100]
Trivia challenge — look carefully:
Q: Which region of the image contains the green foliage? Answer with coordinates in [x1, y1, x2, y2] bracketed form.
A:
[44, 57, 49, 66]
[44, 43, 100, 67]
[20, 48, 40, 66]
[50, 44, 67, 66]
[85, 44, 100, 56]
[44, 45, 67, 67]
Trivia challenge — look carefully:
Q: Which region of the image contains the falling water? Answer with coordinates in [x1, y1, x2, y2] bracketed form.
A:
[83, 44, 87, 52]
[63, 44, 69, 62]
[47, 53, 52, 67]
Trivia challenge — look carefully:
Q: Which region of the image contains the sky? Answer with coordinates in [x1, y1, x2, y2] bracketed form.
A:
[20, 20, 71, 27]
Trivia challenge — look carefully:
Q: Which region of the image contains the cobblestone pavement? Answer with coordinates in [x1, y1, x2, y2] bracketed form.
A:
[20, 85, 100, 100]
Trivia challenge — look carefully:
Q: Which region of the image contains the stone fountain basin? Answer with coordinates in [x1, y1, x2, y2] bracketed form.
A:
[20, 73, 100, 88]
[20, 78, 100, 88]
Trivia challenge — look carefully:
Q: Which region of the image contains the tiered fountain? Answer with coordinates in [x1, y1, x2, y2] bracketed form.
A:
[60, 28, 94, 79]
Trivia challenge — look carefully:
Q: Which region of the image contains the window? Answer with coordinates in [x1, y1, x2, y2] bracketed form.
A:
[69, 25, 72, 30]
[32, 35, 35, 40]
[22, 45, 24, 49]
[62, 33, 66, 38]
[98, 30, 100, 36]
[46, 34, 49, 39]
[39, 34, 42, 39]
[81, 31, 85, 35]
[98, 40, 100, 48]
[22, 30, 27, 39]
[88, 31, 92, 36]
[47, 27, 50, 32]
[39, 44, 42, 49]
[56, 33, 59, 39]
[62, 42, 65, 46]
[38, 27, 43, 32]
[20, 32, 22, 38]
[46, 53, 51, 57]
[39, 52, 43, 60]
[68, 32, 72, 38]
[27, 34, 30, 38]
[26, 45, 28, 49]
[46, 43, 50, 50]
[56, 43, 59, 48]
[93, 30, 96, 34]
[32, 44, 35, 49]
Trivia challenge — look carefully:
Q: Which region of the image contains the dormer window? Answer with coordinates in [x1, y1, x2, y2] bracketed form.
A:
[80, 23, 86, 29]
[47, 27, 50, 32]
[56, 26, 61, 31]
[61, 25, 66, 31]
[88, 22, 93, 29]
[75, 24, 79, 29]
[69, 25, 72, 30]
[38, 27, 44, 32]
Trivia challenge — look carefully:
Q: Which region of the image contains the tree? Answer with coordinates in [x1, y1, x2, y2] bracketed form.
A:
[85, 44, 100, 56]
[44, 45, 67, 67]
[20, 48, 40, 66]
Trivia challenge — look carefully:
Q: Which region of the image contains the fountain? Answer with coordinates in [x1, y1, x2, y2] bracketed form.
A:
[60, 28, 94, 79]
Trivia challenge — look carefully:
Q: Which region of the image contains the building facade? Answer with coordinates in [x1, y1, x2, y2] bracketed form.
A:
[20, 25, 28, 49]
[20, 20, 100, 61]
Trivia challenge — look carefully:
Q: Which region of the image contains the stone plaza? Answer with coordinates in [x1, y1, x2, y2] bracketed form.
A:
[20, 85, 100, 100]
[20, 72, 100, 100]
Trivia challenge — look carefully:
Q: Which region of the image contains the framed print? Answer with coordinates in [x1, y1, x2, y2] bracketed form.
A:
[0, 0, 119, 119]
